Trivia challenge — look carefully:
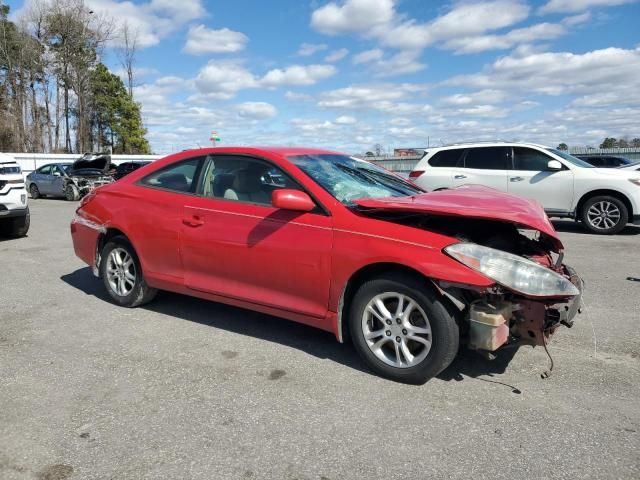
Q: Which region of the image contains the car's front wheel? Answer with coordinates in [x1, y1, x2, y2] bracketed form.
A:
[30, 184, 40, 199]
[581, 195, 628, 234]
[65, 184, 79, 201]
[349, 274, 459, 384]
[100, 236, 157, 307]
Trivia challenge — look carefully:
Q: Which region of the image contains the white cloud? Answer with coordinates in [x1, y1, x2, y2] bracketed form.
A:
[371, 50, 426, 76]
[441, 89, 510, 106]
[378, 1, 531, 50]
[297, 43, 328, 56]
[191, 61, 338, 99]
[194, 61, 258, 99]
[443, 22, 566, 54]
[353, 48, 384, 64]
[539, 0, 634, 14]
[562, 11, 592, 25]
[311, 1, 541, 57]
[82, 0, 206, 48]
[235, 102, 278, 119]
[317, 83, 429, 112]
[325, 48, 349, 62]
[183, 25, 248, 55]
[335, 115, 357, 124]
[261, 64, 337, 87]
[311, 0, 395, 35]
[447, 47, 640, 101]
[284, 91, 313, 101]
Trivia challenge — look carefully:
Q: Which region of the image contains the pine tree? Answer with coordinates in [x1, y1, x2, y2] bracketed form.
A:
[90, 62, 150, 154]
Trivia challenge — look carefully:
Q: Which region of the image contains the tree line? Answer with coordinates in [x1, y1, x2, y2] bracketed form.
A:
[557, 137, 640, 151]
[0, 0, 150, 154]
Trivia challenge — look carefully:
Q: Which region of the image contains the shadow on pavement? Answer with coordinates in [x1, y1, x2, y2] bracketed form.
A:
[551, 219, 640, 235]
[61, 266, 521, 386]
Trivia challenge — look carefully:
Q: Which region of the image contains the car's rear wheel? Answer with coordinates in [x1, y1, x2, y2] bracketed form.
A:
[100, 236, 157, 307]
[581, 195, 628, 234]
[65, 184, 79, 201]
[0, 207, 30, 238]
[30, 184, 40, 199]
[349, 274, 459, 384]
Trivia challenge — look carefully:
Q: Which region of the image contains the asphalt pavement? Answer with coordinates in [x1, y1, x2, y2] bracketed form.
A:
[1, 199, 639, 479]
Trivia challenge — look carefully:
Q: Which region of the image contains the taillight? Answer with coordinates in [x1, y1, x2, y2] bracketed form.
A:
[409, 170, 424, 179]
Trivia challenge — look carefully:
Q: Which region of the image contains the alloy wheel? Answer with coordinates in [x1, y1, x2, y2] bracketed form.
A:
[361, 292, 432, 368]
[106, 247, 137, 296]
[586, 200, 621, 230]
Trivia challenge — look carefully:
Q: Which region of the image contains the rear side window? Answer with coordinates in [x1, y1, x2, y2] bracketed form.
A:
[609, 157, 625, 166]
[464, 147, 510, 170]
[513, 147, 554, 171]
[428, 149, 463, 167]
[140, 157, 203, 193]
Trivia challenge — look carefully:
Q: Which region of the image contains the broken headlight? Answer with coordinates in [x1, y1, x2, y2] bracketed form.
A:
[444, 243, 579, 298]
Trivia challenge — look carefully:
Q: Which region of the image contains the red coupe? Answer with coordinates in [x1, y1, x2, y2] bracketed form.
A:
[71, 147, 582, 383]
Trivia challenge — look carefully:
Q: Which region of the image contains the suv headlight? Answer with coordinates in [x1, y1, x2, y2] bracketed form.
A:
[444, 243, 579, 297]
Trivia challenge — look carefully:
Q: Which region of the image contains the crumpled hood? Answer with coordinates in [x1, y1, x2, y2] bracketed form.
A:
[71, 153, 111, 175]
[353, 185, 563, 251]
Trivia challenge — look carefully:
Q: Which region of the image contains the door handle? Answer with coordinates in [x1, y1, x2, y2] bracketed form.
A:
[510, 176, 524, 182]
[182, 216, 205, 227]
[454, 174, 467, 179]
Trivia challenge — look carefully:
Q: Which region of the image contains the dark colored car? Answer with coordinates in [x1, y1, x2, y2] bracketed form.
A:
[113, 161, 152, 181]
[575, 155, 635, 168]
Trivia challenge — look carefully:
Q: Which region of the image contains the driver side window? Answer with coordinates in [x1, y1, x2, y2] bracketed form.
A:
[199, 156, 300, 206]
[513, 147, 555, 171]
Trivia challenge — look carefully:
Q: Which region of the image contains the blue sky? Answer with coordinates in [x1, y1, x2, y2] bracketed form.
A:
[9, 0, 640, 154]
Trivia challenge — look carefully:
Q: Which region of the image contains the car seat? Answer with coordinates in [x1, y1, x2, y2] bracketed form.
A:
[212, 173, 235, 198]
[224, 169, 270, 204]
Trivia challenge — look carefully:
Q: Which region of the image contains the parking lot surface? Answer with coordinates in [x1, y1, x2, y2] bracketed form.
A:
[1, 199, 639, 480]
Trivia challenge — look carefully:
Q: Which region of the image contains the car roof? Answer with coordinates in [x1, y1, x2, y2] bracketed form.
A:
[425, 141, 550, 152]
[177, 146, 344, 158]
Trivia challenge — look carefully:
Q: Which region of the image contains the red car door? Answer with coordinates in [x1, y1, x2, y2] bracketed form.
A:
[129, 156, 205, 281]
[180, 155, 333, 319]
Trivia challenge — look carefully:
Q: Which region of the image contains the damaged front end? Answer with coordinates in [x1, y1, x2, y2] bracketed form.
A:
[352, 187, 584, 360]
[65, 153, 114, 200]
[437, 231, 583, 357]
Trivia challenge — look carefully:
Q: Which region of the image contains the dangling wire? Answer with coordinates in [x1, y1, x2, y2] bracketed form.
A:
[540, 330, 554, 379]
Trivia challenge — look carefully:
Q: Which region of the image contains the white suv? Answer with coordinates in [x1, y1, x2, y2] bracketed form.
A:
[0, 153, 30, 237]
[410, 142, 640, 234]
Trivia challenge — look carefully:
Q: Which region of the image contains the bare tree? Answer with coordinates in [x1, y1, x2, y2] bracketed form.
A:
[118, 21, 138, 98]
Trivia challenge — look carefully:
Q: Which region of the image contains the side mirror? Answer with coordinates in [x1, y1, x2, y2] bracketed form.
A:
[272, 189, 315, 212]
[547, 160, 563, 171]
[52, 171, 61, 177]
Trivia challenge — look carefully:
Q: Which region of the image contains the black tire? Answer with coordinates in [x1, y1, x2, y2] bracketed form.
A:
[581, 195, 628, 234]
[65, 184, 79, 201]
[0, 207, 30, 238]
[100, 235, 157, 307]
[349, 273, 459, 384]
[30, 184, 40, 199]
